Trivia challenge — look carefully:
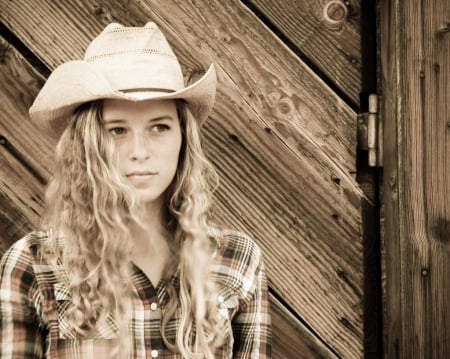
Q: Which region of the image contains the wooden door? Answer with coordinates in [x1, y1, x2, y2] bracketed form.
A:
[381, 0, 450, 357]
[0, 1, 376, 357]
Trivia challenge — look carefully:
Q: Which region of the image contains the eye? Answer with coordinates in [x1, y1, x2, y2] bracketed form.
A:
[152, 124, 170, 132]
[109, 127, 127, 136]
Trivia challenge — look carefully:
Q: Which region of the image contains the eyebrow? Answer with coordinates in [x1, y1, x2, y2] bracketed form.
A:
[103, 115, 175, 124]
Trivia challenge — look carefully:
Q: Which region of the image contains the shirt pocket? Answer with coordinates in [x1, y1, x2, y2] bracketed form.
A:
[54, 283, 118, 340]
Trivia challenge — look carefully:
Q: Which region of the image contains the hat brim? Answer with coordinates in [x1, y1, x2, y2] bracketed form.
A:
[29, 62, 216, 138]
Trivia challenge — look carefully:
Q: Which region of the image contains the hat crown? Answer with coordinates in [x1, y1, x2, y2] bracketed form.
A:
[29, 22, 217, 138]
[83, 22, 185, 93]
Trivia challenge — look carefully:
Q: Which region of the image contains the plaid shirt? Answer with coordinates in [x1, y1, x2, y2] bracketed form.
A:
[0, 229, 271, 358]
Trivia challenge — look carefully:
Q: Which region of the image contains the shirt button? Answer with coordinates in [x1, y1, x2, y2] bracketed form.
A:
[151, 349, 159, 358]
[150, 302, 158, 311]
[218, 295, 224, 304]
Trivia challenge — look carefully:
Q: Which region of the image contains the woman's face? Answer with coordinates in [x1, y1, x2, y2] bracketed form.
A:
[102, 99, 182, 206]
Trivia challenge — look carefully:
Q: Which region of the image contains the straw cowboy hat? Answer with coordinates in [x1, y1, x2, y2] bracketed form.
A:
[29, 22, 216, 137]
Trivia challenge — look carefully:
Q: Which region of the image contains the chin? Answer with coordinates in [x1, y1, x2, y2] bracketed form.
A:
[135, 189, 165, 206]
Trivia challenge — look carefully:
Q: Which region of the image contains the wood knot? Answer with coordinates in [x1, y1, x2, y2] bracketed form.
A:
[278, 101, 292, 115]
[389, 175, 396, 188]
[431, 217, 450, 243]
[93, 5, 104, 16]
[438, 23, 450, 35]
[276, 97, 295, 118]
[273, 121, 291, 139]
[92, 4, 112, 21]
[323, 1, 348, 27]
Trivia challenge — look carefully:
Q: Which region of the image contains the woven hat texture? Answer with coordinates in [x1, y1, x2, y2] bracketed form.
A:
[29, 22, 216, 137]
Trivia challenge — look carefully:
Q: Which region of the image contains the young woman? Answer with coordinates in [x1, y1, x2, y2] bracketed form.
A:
[0, 22, 271, 358]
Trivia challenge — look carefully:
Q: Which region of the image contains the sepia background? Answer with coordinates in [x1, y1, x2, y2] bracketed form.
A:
[1, 1, 448, 358]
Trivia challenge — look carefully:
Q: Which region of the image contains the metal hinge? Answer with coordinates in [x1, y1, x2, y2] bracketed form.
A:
[357, 94, 383, 167]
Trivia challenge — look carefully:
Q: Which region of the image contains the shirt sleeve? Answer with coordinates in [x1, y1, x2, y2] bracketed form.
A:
[0, 239, 45, 358]
[231, 244, 272, 358]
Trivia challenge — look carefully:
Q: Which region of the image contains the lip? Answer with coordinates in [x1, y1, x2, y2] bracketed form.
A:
[126, 171, 157, 177]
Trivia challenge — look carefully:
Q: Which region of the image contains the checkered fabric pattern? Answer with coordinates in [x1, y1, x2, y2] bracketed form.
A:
[0, 229, 271, 358]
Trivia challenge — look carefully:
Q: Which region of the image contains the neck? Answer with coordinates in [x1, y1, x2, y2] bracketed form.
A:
[130, 198, 170, 253]
[129, 201, 173, 285]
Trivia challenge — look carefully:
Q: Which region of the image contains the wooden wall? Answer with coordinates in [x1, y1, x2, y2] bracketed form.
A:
[0, 1, 372, 358]
[380, 1, 450, 358]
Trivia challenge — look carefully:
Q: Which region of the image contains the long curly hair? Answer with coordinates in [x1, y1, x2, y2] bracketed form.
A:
[42, 99, 225, 358]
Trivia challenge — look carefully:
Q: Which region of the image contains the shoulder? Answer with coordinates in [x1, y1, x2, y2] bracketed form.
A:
[1, 231, 50, 267]
[210, 228, 263, 295]
[1, 230, 63, 303]
[212, 228, 262, 265]
[0, 231, 50, 295]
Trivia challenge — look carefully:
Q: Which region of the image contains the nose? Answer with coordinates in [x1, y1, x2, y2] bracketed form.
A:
[128, 132, 151, 161]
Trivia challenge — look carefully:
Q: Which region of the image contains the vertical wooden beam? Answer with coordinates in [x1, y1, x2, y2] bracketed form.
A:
[380, 0, 450, 357]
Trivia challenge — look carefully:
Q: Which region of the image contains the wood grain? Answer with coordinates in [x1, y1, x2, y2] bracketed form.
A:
[0, 0, 366, 357]
[0, 35, 56, 180]
[0, 35, 49, 254]
[0, 0, 358, 175]
[0, 145, 45, 255]
[381, 0, 450, 357]
[0, 35, 335, 359]
[270, 294, 339, 359]
[248, 0, 362, 106]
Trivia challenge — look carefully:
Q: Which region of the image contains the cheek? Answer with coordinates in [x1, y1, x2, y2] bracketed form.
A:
[166, 130, 182, 157]
[113, 142, 128, 169]
[163, 136, 182, 175]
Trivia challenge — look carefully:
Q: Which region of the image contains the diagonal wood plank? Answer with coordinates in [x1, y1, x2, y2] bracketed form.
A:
[0, 36, 55, 180]
[0, 1, 366, 356]
[0, 33, 341, 359]
[1, 0, 358, 175]
[0, 146, 45, 255]
[270, 293, 339, 359]
[248, 0, 362, 106]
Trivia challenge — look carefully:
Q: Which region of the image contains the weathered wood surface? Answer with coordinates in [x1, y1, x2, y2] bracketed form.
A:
[381, 0, 450, 358]
[0, 35, 50, 252]
[248, 0, 361, 106]
[270, 294, 339, 359]
[0, 0, 366, 357]
[0, 34, 338, 359]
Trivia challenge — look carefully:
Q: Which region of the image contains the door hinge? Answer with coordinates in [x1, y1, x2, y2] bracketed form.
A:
[357, 94, 383, 167]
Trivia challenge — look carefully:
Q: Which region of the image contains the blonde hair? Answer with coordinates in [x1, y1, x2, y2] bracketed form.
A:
[163, 102, 225, 357]
[42, 100, 225, 357]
